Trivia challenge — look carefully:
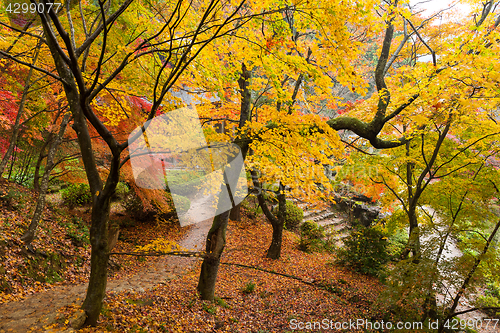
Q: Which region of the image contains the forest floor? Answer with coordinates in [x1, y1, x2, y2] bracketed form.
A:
[0, 179, 386, 332]
[3, 178, 493, 332]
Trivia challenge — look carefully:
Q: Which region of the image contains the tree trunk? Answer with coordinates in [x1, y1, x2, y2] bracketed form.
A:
[21, 112, 71, 245]
[228, 63, 252, 223]
[266, 218, 284, 259]
[33, 107, 65, 191]
[82, 196, 111, 326]
[407, 203, 421, 259]
[41, 22, 106, 324]
[32, 145, 46, 192]
[197, 210, 230, 300]
[197, 62, 252, 299]
[82, 154, 120, 326]
[229, 203, 242, 221]
[251, 172, 286, 259]
[266, 186, 286, 259]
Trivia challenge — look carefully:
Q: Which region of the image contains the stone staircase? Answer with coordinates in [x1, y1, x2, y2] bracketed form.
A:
[300, 206, 351, 246]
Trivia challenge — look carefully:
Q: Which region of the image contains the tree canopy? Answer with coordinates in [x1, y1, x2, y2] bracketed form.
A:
[1, 0, 500, 329]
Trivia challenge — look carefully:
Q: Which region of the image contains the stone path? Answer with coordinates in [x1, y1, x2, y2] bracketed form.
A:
[0, 213, 212, 333]
[301, 206, 351, 245]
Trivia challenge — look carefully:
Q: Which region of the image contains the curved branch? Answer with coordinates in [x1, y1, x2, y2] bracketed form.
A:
[0, 50, 66, 84]
[75, 0, 135, 57]
[327, 116, 410, 149]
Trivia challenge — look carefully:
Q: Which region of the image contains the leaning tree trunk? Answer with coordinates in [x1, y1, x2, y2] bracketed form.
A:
[33, 107, 65, 192]
[229, 62, 252, 223]
[32, 139, 50, 192]
[197, 210, 231, 300]
[197, 62, 252, 299]
[21, 112, 71, 245]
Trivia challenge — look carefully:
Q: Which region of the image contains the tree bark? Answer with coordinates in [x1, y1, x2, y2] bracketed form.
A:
[406, 202, 421, 259]
[266, 187, 286, 259]
[82, 196, 111, 325]
[251, 172, 286, 259]
[32, 141, 48, 192]
[33, 107, 65, 192]
[228, 63, 252, 222]
[197, 210, 230, 300]
[39, 17, 108, 325]
[197, 62, 252, 298]
[82, 151, 120, 325]
[229, 203, 242, 221]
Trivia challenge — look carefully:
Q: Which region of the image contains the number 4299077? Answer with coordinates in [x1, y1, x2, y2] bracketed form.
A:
[5, 2, 62, 14]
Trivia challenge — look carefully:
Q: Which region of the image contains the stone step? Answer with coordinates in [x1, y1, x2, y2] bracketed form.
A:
[316, 217, 344, 228]
[302, 208, 327, 220]
[303, 211, 336, 223]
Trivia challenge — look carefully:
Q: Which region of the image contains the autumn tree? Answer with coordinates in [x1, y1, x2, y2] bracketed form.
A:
[1, 0, 265, 325]
[334, 0, 500, 323]
[191, 0, 454, 299]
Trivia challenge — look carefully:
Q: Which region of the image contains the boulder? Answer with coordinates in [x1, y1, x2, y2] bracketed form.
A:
[333, 195, 384, 227]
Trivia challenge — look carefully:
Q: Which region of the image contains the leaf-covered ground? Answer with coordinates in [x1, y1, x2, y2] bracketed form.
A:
[0, 178, 187, 304]
[0, 178, 386, 332]
[72, 217, 385, 332]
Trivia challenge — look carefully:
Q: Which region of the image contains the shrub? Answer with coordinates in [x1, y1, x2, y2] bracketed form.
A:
[336, 226, 390, 276]
[61, 183, 91, 207]
[476, 295, 500, 318]
[476, 283, 500, 318]
[153, 192, 191, 222]
[299, 221, 335, 253]
[64, 216, 90, 247]
[386, 228, 408, 259]
[284, 201, 303, 230]
[112, 182, 129, 201]
[165, 170, 205, 196]
[242, 281, 256, 294]
[301, 220, 325, 239]
[0, 188, 28, 211]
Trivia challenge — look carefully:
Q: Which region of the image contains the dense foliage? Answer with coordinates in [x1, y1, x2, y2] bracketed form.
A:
[283, 201, 303, 230]
[61, 183, 92, 208]
[336, 226, 390, 277]
[0, 0, 499, 330]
